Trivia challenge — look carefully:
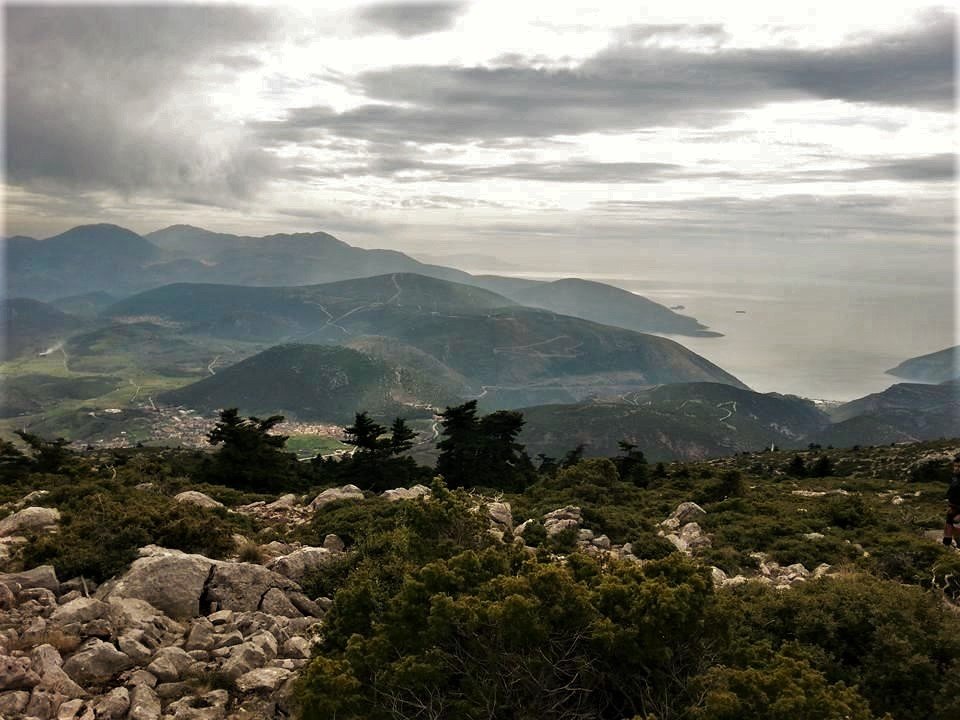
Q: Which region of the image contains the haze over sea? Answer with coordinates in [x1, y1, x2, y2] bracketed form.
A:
[465, 267, 956, 402]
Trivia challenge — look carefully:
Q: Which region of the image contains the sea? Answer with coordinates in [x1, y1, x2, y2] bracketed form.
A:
[465, 269, 957, 403]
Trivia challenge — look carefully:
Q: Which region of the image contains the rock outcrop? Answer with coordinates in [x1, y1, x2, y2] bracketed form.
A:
[0, 546, 323, 720]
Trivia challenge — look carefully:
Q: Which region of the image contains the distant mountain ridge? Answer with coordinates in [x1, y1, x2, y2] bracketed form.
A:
[5, 222, 718, 337]
[886, 346, 959, 384]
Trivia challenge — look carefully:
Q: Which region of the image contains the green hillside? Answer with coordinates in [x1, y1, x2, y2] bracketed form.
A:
[813, 382, 960, 446]
[0, 298, 80, 360]
[158, 344, 444, 422]
[518, 382, 829, 461]
[507, 277, 720, 337]
[105, 273, 516, 342]
[887, 346, 959, 384]
[0, 374, 121, 418]
[393, 307, 746, 393]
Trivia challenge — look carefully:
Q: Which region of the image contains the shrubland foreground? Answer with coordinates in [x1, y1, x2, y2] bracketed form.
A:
[1, 410, 960, 719]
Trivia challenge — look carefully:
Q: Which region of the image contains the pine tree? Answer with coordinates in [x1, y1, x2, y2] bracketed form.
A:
[389, 417, 416, 455]
[344, 412, 387, 453]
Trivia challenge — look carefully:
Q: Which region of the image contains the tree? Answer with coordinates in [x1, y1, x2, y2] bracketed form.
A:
[14, 431, 72, 474]
[436, 402, 534, 490]
[561, 444, 585, 469]
[388, 417, 416, 455]
[0, 438, 31, 481]
[436, 401, 481, 487]
[202, 409, 297, 490]
[343, 412, 387, 453]
[614, 440, 648, 486]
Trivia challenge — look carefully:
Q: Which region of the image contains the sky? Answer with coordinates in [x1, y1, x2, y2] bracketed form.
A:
[2, 2, 956, 278]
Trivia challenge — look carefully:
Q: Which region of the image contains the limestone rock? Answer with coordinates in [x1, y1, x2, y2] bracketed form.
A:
[127, 684, 161, 720]
[265, 547, 330, 582]
[220, 642, 267, 680]
[668, 502, 706, 526]
[145, 647, 193, 683]
[184, 619, 216, 652]
[487, 502, 513, 531]
[543, 506, 581, 536]
[322, 534, 345, 553]
[92, 686, 129, 720]
[50, 598, 110, 626]
[0, 654, 41, 690]
[62, 640, 134, 684]
[309, 485, 363, 510]
[0, 565, 60, 595]
[0, 506, 61, 537]
[234, 667, 292, 693]
[31, 644, 86, 698]
[281, 637, 311, 660]
[204, 563, 299, 614]
[173, 491, 224, 510]
[259, 588, 301, 618]
[0, 690, 30, 716]
[101, 552, 211, 620]
[382, 485, 430, 502]
[56, 697, 85, 719]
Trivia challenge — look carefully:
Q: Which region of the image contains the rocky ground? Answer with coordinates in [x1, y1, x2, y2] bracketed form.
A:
[0, 477, 839, 720]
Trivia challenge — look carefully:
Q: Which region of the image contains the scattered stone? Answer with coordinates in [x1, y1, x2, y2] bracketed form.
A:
[0, 565, 60, 595]
[184, 618, 216, 652]
[0, 506, 61, 537]
[0, 690, 30, 716]
[145, 647, 193, 683]
[50, 597, 109, 626]
[382, 485, 430, 502]
[92, 686, 130, 719]
[101, 551, 211, 620]
[0, 654, 41, 690]
[173, 491, 224, 510]
[309, 485, 363, 510]
[62, 640, 134, 685]
[259, 588, 301, 618]
[322, 534, 345, 553]
[56, 697, 85, 719]
[669, 502, 706, 525]
[235, 667, 292, 693]
[127, 683, 161, 720]
[281, 637, 311, 660]
[487, 502, 513, 531]
[265, 547, 331, 583]
[591, 534, 612, 550]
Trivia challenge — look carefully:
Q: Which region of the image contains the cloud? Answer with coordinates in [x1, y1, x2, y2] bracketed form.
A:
[5, 5, 278, 202]
[258, 11, 953, 146]
[844, 153, 955, 182]
[354, 1, 466, 37]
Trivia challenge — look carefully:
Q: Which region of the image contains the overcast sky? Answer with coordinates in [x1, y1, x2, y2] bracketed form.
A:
[3, 1, 956, 275]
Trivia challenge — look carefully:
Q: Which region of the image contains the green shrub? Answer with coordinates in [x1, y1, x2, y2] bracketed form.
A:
[21, 483, 241, 581]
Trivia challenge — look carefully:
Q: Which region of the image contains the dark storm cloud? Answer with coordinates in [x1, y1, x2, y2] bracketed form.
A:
[258, 11, 954, 146]
[354, 1, 466, 37]
[6, 5, 278, 200]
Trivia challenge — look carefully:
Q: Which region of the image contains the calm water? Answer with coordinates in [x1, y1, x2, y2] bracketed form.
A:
[471, 269, 957, 402]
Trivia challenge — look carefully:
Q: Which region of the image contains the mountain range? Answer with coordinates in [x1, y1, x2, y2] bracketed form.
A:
[4, 223, 713, 338]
